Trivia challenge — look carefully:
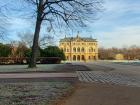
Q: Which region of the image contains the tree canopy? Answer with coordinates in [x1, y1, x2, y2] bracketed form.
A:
[0, 43, 12, 57]
[40, 46, 65, 60]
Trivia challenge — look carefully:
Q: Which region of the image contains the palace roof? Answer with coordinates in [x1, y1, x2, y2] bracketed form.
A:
[60, 37, 97, 42]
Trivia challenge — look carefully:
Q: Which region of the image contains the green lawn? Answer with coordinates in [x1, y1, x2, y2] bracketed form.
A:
[0, 81, 73, 105]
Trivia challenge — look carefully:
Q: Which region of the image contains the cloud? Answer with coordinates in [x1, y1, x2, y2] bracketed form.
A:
[92, 0, 140, 28]
[86, 0, 140, 48]
[6, 17, 34, 40]
[96, 25, 140, 48]
[105, 0, 140, 14]
[9, 18, 32, 31]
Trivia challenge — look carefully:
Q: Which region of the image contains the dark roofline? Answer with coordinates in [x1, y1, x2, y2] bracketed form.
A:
[59, 36, 97, 42]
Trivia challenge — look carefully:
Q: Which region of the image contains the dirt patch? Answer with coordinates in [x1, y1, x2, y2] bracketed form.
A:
[59, 82, 140, 105]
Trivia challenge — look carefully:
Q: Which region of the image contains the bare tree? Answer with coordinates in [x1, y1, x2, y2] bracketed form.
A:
[18, 31, 54, 48]
[99, 46, 140, 60]
[18, 31, 34, 48]
[39, 34, 54, 48]
[22, 0, 103, 68]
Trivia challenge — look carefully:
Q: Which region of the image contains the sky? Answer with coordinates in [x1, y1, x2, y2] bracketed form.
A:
[92, 0, 140, 48]
[1, 0, 140, 48]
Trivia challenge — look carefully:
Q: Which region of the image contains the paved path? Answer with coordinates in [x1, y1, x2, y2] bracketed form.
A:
[60, 83, 140, 105]
[0, 73, 77, 79]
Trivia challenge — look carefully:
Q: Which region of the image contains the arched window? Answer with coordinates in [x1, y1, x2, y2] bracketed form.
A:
[73, 55, 76, 61]
[94, 56, 96, 60]
[81, 47, 85, 52]
[77, 55, 80, 61]
[73, 47, 76, 52]
[82, 55, 85, 60]
[89, 47, 93, 52]
[66, 56, 69, 60]
[89, 56, 91, 60]
[91, 48, 93, 52]
[67, 48, 69, 52]
[77, 47, 80, 52]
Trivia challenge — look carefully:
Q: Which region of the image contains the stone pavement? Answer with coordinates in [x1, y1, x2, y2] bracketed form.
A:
[72, 62, 140, 87]
[77, 71, 140, 87]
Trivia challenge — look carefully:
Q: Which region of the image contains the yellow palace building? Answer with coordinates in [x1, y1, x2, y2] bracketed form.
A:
[59, 33, 98, 62]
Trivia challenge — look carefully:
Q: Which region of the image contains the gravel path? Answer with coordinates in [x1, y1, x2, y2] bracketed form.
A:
[0, 73, 77, 79]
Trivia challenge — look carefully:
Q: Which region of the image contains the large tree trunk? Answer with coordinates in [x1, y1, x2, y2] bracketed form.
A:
[29, 17, 42, 68]
[28, 0, 44, 68]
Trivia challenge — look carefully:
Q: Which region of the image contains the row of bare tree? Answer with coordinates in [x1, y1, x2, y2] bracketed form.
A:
[99, 46, 140, 60]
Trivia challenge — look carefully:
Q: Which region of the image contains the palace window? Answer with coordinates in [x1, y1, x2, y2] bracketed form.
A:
[73, 47, 76, 52]
[66, 56, 69, 60]
[94, 43, 97, 46]
[67, 48, 69, 52]
[82, 55, 85, 60]
[94, 56, 96, 60]
[89, 47, 93, 52]
[89, 56, 91, 60]
[73, 55, 76, 61]
[81, 47, 85, 52]
[77, 47, 80, 52]
[77, 55, 80, 61]
[91, 48, 93, 52]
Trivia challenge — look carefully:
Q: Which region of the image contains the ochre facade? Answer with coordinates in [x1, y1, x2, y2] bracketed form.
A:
[59, 34, 98, 62]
